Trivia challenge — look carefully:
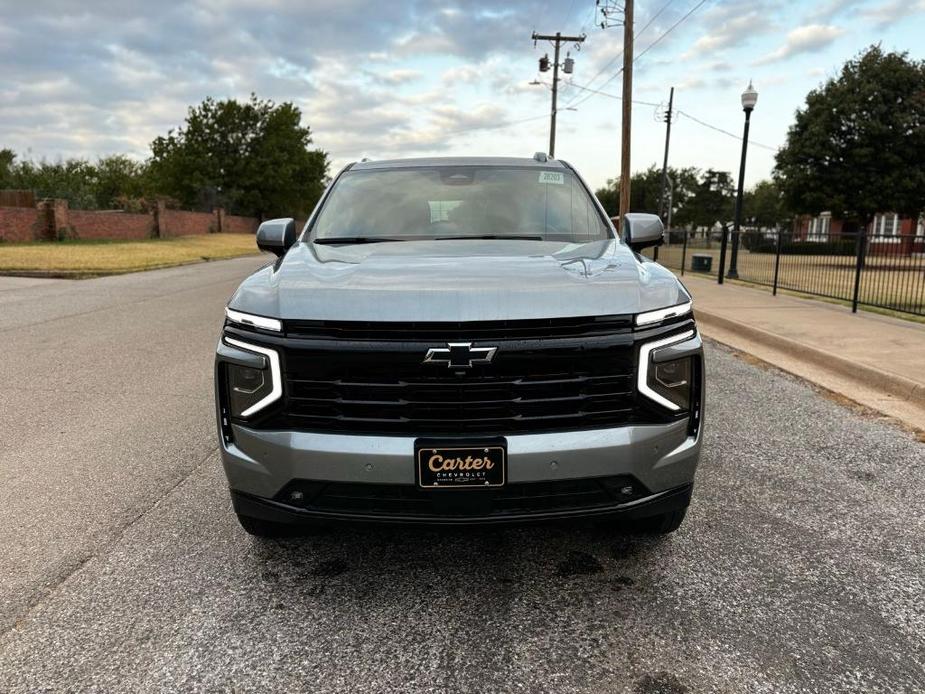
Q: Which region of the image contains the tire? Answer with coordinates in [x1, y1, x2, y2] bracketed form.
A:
[631, 507, 687, 535]
[236, 514, 294, 538]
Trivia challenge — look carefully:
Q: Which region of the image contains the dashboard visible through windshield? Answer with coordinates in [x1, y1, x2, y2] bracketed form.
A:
[310, 166, 611, 244]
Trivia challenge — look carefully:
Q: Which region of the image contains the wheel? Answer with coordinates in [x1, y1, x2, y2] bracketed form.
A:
[236, 514, 294, 538]
[630, 508, 687, 535]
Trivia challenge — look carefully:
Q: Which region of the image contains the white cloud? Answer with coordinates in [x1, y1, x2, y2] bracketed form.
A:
[379, 68, 423, 85]
[681, 4, 777, 59]
[808, 0, 863, 22]
[859, 0, 925, 28]
[754, 24, 845, 65]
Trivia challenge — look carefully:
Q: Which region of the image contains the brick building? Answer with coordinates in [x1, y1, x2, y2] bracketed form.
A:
[793, 212, 925, 255]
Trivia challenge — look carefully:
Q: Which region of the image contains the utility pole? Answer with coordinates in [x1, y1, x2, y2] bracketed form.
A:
[533, 31, 585, 157]
[658, 86, 674, 221]
[619, 0, 634, 220]
[597, 0, 635, 219]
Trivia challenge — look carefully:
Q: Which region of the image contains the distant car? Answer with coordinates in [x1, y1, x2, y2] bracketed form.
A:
[215, 155, 703, 536]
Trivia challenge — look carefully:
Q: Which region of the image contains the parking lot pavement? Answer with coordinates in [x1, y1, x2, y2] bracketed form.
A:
[1, 294, 923, 693]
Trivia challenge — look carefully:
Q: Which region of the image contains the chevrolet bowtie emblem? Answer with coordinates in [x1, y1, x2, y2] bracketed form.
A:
[423, 342, 497, 368]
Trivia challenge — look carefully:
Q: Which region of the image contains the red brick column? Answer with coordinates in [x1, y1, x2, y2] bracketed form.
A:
[154, 200, 167, 238]
[36, 199, 70, 240]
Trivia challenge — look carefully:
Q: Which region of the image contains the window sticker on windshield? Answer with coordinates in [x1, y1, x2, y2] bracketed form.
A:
[538, 171, 564, 185]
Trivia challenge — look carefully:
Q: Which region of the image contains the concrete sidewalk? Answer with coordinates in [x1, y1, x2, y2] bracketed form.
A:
[682, 275, 925, 431]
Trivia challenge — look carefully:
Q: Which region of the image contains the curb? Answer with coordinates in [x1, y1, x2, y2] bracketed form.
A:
[695, 308, 925, 407]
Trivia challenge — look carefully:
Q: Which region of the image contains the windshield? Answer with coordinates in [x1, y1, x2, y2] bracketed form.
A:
[310, 166, 611, 243]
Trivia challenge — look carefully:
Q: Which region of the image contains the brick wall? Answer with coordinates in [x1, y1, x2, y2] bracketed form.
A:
[223, 214, 259, 234]
[0, 198, 266, 242]
[158, 207, 217, 237]
[0, 207, 44, 242]
[69, 210, 154, 240]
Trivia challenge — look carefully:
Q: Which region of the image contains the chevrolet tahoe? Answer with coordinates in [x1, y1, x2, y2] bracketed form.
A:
[215, 155, 703, 536]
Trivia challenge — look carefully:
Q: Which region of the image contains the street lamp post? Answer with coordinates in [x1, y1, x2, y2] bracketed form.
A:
[726, 81, 758, 280]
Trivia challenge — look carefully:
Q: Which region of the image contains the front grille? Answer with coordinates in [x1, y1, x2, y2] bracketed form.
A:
[227, 316, 693, 436]
[275, 476, 649, 518]
[255, 331, 671, 435]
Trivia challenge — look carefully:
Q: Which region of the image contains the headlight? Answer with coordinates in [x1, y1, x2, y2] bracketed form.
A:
[223, 337, 282, 417]
[225, 307, 282, 332]
[637, 330, 695, 411]
[650, 357, 691, 410]
[635, 301, 692, 327]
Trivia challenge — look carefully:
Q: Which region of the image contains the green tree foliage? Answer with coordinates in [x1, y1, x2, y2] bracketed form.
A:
[774, 46, 925, 225]
[0, 148, 15, 188]
[148, 95, 329, 218]
[92, 155, 149, 209]
[8, 157, 100, 209]
[0, 151, 151, 209]
[596, 166, 732, 229]
[743, 179, 790, 229]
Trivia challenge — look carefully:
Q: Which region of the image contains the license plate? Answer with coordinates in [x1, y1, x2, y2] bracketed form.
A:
[415, 442, 506, 489]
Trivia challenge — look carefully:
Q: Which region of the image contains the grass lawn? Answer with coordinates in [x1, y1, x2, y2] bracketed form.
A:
[0, 234, 263, 277]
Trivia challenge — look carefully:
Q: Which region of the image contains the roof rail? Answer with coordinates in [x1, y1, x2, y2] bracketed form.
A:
[533, 152, 549, 162]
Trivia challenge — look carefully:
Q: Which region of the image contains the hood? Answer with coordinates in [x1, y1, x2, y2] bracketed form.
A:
[228, 239, 690, 322]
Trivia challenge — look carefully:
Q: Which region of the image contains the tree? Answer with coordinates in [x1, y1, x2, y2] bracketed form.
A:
[92, 155, 149, 209]
[595, 165, 700, 223]
[673, 169, 734, 229]
[774, 46, 925, 228]
[9, 157, 99, 209]
[743, 179, 790, 229]
[0, 148, 15, 188]
[148, 95, 329, 218]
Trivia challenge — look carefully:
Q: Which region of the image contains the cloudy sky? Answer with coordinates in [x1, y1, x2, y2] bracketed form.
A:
[1, 0, 923, 191]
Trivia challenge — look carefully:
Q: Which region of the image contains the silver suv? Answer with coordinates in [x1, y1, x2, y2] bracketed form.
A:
[215, 156, 703, 536]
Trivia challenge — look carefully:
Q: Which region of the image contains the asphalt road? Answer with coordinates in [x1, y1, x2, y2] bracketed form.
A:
[1, 257, 923, 693]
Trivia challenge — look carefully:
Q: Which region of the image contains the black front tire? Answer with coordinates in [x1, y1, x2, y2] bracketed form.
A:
[236, 514, 293, 538]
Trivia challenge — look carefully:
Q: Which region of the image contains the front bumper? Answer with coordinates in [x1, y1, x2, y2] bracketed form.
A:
[219, 419, 702, 524]
[231, 482, 694, 527]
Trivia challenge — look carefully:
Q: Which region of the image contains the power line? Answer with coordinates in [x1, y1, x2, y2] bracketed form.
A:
[577, 0, 599, 34]
[558, 80, 661, 107]
[567, 0, 707, 110]
[548, 81, 780, 151]
[675, 110, 778, 151]
[564, 0, 676, 107]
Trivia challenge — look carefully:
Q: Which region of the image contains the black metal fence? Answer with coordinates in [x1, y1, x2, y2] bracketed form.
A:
[648, 229, 925, 317]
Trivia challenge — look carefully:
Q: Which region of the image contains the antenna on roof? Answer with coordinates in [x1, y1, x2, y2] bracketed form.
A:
[533, 152, 549, 162]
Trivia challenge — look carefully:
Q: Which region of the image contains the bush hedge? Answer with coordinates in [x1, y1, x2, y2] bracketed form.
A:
[744, 236, 857, 256]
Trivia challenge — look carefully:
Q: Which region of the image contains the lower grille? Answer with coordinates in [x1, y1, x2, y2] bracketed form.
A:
[276, 476, 648, 518]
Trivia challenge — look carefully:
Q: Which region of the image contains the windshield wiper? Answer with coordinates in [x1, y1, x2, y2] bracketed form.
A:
[434, 234, 544, 241]
[313, 236, 411, 245]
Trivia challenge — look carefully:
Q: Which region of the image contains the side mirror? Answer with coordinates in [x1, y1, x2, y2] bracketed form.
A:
[256, 218, 298, 257]
[622, 213, 664, 252]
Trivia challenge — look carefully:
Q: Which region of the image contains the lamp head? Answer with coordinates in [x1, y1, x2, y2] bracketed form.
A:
[741, 80, 758, 111]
